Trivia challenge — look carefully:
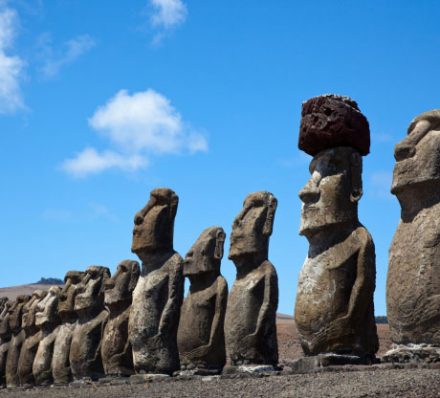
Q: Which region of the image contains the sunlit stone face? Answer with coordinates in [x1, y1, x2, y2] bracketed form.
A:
[228, 192, 277, 261]
[74, 266, 110, 312]
[184, 227, 225, 276]
[104, 260, 140, 307]
[299, 147, 361, 238]
[21, 291, 46, 331]
[35, 287, 60, 327]
[131, 188, 178, 259]
[0, 301, 10, 337]
[58, 271, 84, 317]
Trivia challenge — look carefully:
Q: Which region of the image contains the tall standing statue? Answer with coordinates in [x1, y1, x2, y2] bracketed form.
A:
[386, 110, 440, 361]
[102, 260, 140, 377]
[52, 271, 84, 385]
[0, 299, 11, 388]
[17, 290, 47, 387]
[224, 191, 279, 371]
[70, 266, 110, 380]
[129, 188, 184, 375]
[5, 295, 30, 388]
[33, 286, 61, 385]
[177, 226, 228, 375]
[294, 95, 378, 363]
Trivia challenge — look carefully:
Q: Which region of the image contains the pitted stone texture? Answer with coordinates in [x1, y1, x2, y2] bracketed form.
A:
[102, 260, 140, 376]
[383, 344, 440, 364]
[0, 298, 11, 387]
[52, 271, 84, 385]
[289, 353, 377, 373]
[387, 110, 440, 349]
[70, 266, 110, 381]
[5, 295, 30, 388]
[33, 286, 61, 386]
[17, 290, 47, 387]
[225, 191, 279, 368]
[298, 94, 370, 156]
[177, 226, 228, 374]
[295, 147, 378, 357]
[129, 188, 184, 375]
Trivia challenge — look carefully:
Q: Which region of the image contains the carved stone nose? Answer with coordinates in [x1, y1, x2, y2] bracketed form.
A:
[299, 186, 320, 204]
[394, 142, 416, 161]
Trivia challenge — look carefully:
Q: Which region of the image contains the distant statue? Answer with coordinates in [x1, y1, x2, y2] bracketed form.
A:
[294, 95, 378, 361]
[5, 295, 30, 388]
[102, 260, 140, 377]
[70, 266, 110, 380]
[129, 188, 184, 375]
[17, 290, 47, 387]
[386, 110, 440, 361]
[52, 271, 84, 384]
[33, 286, 61, 386]
[177, 227, 228, 375]
[0, 299, 11, 388]
[224, 191, 279, 371]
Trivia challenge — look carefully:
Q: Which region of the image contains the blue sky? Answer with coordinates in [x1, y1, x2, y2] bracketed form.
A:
[1, 0, 439, 315]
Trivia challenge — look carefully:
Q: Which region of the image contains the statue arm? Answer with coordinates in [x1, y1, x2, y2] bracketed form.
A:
[158, 261, 183, 337]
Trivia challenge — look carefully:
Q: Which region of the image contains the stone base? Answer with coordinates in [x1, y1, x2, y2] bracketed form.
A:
[176, 368, 222, 377]
[289, 354, 377, 373]
[129, 373, 170, 384]
[223, 364, 278, 375]
[382, 344, 440, 363]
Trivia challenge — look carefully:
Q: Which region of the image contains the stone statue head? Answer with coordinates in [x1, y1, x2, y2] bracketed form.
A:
[184, 226, 226, 277]
[391, 110, 440, 205]
[299, 147, 362, 238]
[132, 188, 179, 260]
[58, 271, 84, 318]
[8, 295, 30, 334]
[104, 260, 140, 308]
[74, 266, 110, 313]
[35, 286, 61, 328]
[21, 290, 47, 332]
[228, 191, 277, 262]
[0, 299, 11, 338]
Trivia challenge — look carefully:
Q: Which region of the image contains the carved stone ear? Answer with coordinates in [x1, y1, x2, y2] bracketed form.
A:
[214, 230, 226, 260]
[350, 151, 363, 203]
[263, 195, 278, 236]
[128, 261, 140, 293]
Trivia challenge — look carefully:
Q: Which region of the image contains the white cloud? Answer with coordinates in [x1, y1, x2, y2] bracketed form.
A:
[150, 0, 187, 29]
[0, 6, 24, 114]
[39, 34, 95, 78]
[62, 89, 208, 178]
[368, 171, 393, 199]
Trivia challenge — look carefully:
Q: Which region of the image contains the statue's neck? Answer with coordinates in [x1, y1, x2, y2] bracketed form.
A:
[396, 184, 440, 222]
[233, 252, 267, 278]
[189, 272, 218, 292]
[141, 250, 175, 272]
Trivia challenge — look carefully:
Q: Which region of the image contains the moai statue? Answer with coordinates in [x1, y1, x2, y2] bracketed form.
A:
[69, 266, 110, 380]
[385, 110, 440, 362]
[17, 290, 47, 388]
[101, 260, 140, 377]
[294, 95, 378, 365]
[5, 295, 30, 388]
[32, 286, 61, 386]
[224, 191, 279, 372]
[129, 188, 184, 375]
[51, 271, 84, 385]
[177, 227, 228, 375]
[0, 298, 7, 316]
[0, 299, 11, 388]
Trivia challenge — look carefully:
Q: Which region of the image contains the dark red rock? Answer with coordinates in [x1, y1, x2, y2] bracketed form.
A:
[298, 94, 370, 156]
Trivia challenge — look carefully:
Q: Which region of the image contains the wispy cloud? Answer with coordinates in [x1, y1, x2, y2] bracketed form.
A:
[367, 171, 393, 199]
[0, 5, 25, 114]
[38, 33, 95, 78]
[372, 132, 394, 144]
[62, 89, 208, 178]
[148, 0, 187, 44]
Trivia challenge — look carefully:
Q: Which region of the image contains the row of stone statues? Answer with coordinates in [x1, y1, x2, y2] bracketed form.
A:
[2, 95, 440, 387]
[0, 188, 278, 387]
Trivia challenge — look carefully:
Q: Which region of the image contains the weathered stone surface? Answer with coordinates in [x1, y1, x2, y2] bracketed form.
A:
[177, 226, 228, 375]
[224, 191, 279, 369]
[383, 344, 440, 364]
[294, 147, 378, 358]
[298, 94, 370, 156]
[70, 266, 110, 380]
[102, 260, 140, 376]
[387, 110, 440, 353]
[0, 298, 8, 316]
[129, 188, 184, 375]
[5, 295, 30, 388]
[0, 298, 11, 387]
[32, 286, 61, 386]
[52, 271, 84, 385]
